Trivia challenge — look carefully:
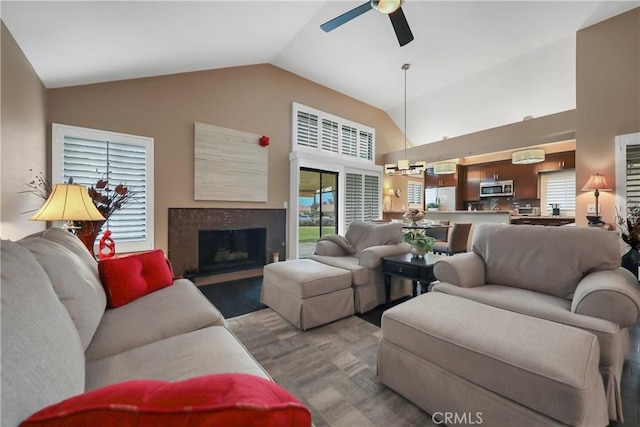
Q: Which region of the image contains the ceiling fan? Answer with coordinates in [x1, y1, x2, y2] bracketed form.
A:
[321, 0, 414, 47]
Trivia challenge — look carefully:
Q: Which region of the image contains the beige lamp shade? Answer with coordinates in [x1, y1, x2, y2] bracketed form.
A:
[433, 162, 457, 174]
[30, 184, 106, 221]
[512, 149, 545, 164]
[581, 173, 612, 191]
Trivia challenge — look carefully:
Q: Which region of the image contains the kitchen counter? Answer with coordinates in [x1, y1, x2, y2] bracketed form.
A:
[422, 210, 511, 225]
[510, 216, 575, 226]
[510, 215, 575, 220]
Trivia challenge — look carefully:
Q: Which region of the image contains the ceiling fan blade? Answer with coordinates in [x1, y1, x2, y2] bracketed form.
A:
[389, 7, 414, 46]
[321, 2, 373, 32]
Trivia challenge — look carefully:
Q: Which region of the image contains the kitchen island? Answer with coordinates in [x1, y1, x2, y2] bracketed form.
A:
[422, 210, 512, 225]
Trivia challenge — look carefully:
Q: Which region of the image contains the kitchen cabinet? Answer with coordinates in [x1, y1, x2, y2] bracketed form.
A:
[482, 160, 513, 182]
[511, 162, 538, 199]
[425, 171, 458, 187]
[462, 164, 482, 200]
[537, 151, 575, 172]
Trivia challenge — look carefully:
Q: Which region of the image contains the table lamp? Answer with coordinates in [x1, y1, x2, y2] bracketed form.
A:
[581, 173, 612, 226]
[30, 183, 106, 252]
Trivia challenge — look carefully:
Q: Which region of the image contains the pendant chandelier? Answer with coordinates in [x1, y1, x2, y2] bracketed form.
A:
[385, 63, 426, 176]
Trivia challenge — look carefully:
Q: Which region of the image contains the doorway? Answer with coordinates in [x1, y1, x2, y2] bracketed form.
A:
[298, 168, 338, 258]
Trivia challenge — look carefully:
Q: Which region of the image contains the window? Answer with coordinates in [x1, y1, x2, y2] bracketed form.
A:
[540, 170, 576, 216]
[52, 124, 154, 253]
[625, 142, 640, 208]
[408, 182, 423, 207]
[293, 103, 375, 162]
[345, 172, 380, 228]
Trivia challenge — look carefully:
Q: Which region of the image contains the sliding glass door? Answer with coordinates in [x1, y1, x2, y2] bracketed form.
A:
[298, 168, 338, 258]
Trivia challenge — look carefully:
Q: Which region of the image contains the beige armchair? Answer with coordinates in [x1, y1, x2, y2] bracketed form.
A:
[309, 221, 411, 313]
[433, 223, 640, 421]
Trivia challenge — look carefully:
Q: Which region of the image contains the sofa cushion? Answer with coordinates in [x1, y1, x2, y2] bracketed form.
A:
[18, 237, 107, 350]
[21, 373, 311, 427]
[1, 240, 85, 427]
[35, 228, 99, 275]
[308, 254, 369, 286]
[85, 279, 225, 362]
[86, 327, 271, 391]
[345, 221, 402, 256]
[472, 223, 621, 299]
[98, 249, 174, 308]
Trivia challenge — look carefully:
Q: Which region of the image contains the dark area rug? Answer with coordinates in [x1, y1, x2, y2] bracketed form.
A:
[354, 296, 411, 327]
[198, 277, 267, 319]
[200, 275, 410, 326]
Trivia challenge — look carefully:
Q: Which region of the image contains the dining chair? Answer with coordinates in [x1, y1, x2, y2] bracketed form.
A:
[433, 222, 472, 255]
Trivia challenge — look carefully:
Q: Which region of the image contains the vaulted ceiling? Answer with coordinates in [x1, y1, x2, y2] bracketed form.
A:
[2, 1, 637, 147]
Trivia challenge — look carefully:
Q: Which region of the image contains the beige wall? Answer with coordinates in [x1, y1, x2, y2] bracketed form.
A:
[1, 22, 48, 240]
[576, 7, 640, 226]
[47, 65, 404, 252]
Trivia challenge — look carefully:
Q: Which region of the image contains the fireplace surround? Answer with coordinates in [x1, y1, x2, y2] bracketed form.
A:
[168, 208, 286, 278]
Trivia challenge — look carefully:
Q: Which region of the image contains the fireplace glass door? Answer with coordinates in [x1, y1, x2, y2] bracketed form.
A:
[298, 168, 338, 258]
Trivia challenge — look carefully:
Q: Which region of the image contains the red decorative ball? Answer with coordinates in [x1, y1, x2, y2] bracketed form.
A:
[259, 135, 270, 147]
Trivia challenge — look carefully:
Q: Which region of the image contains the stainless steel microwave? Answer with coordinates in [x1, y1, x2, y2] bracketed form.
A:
[480, 180, 514, 197]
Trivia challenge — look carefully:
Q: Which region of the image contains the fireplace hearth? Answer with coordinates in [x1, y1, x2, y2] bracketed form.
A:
[198, 228, 266, 275]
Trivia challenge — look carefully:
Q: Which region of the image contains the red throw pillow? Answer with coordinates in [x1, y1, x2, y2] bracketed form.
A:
[98, 249, 174, 308]
[21, 373, 311, 427]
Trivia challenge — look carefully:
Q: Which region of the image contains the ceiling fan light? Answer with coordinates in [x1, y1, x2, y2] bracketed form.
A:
[372, 0, 401, 14]
[512, 149, 545, 164]
[433, 161, 457, 174]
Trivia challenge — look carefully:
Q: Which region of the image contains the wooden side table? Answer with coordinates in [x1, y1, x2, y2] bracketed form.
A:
[382, 253, 448, 304]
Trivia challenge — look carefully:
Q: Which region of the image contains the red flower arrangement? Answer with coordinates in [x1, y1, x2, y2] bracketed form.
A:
[87, 178, 133, 220]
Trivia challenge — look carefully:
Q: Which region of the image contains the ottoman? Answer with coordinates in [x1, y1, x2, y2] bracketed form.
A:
[261, 259, 353, 330]
[378, 292, 609, 427]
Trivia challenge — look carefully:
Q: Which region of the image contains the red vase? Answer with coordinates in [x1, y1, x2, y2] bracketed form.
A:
[78, 220, 106, 257]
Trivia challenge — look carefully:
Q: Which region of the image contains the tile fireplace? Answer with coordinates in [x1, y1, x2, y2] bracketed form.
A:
[168, 208, 286, 278]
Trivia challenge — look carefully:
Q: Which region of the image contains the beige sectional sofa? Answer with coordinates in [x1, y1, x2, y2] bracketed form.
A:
[378, 223, 640, 424]
[1, 229, 270, 427]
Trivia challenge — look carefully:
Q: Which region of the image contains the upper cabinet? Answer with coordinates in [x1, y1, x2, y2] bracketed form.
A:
[462, 164, 483, 200]
[425, 167, 459, 187]
[481, 160, 513, 182]
[511, 162, 538, 199]
[536, 151, 575, 172]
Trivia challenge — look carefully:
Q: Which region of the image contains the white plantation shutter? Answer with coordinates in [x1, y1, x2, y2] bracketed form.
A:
[293, 103, 375, 161]
[626, 144, 640, 208]
[341, 125, 358, 157]
[363, 175, 380, 221]
[52, 124, 154, 253]
[344, 172, 380, 228]
[359, 130, 373, 161]
[345, 173, 363, 228]
[541, 170, 576, 215]
[296, 111, 319, 149]
[321, 119, 339, 154]
[408, 182, 423, 207]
